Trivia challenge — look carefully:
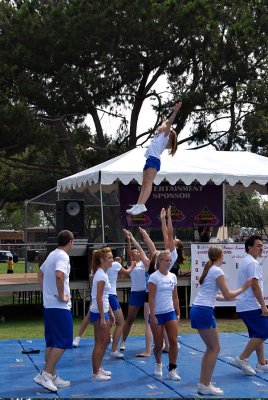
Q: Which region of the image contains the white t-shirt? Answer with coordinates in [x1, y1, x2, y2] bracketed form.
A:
[40, 248, 71, 310]
[193, 265, 224, 308]
[145, 131, 169, 159]
[107, 261, 122, 295]
[130, 261, 146, 291]
[148, 270, 177, 314]
[90, 268, 111, 313]
[236, 254, 263, 312]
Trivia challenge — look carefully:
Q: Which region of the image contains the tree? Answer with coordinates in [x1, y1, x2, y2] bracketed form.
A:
[225, 191, 267, 238]
[0, 0, 267, 210]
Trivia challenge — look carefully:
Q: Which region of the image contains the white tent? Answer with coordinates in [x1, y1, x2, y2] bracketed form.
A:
[56, 149, 268, 242]
[57, 148, 268, 192]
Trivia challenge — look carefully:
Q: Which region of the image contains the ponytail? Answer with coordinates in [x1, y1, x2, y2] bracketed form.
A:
[91, 247, 112, 274]
[199, 246, 223, 285]
[199, 260, 213, 285]
[166, 129, 178, 156]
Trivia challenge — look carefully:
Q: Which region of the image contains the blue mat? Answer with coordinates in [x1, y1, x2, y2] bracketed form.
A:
[1, 333, 268, 398]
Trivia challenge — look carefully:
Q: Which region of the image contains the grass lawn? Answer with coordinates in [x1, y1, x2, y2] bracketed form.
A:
[0, 259, 245, 340]
[0, 303, 246, 340]
[0, 260, 39, 274]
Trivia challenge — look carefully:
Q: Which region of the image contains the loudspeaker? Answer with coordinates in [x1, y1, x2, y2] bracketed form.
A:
[46, 237, 89, 281]
[69, 255, 90, 281]
[56, 200, 84, 237]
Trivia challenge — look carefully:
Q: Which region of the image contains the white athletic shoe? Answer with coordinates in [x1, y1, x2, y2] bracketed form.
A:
[126, 205, 137, 214]
[93, 372, 111, 381]
[52, 374, 70, 387]
[167, 368, 181, 381]
[197, 383, 224, 396]
[154, 363, 163, 377]
[233, 356, 256, 375]
[34, 371, 57, 392]
[72, 336, 81, 347]
[130, 204, 147, 215]
[255, 362, 268, 373]
[120, 340, 126, 350]
[110, 350, 124, 358]
[99, 368, 112, 376]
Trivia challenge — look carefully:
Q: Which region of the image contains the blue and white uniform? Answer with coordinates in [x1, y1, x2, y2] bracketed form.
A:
[129, 261, 146, 307]
[90, 268, 111, 322]
[107, 261, 122, 311]
[40, 248, 73, 348]
[236, 254, 268, 338]
[148, 270, 178, 325]
[190, 265, 224, 329]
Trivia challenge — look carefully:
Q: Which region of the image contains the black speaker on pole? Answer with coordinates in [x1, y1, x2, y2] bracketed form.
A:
[56, 200, 85, 237]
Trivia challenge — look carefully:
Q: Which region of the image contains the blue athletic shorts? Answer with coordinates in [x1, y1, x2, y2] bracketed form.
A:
[238, 309, 268, 339]
[151, 310, 177, 326]
[129, 290, 146, 307]
[44, 308, 73, 349]
[90, 311, 109, 323]
[190, 305, 216, 329]
[109, 294, 121, 311]
[143, 156, 161, 172]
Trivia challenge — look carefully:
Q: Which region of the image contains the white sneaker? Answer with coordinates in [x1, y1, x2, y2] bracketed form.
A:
[120, 341, 126, 350]
[110, 350, 124, 358]
[197, 383, 224, 396]
[255, 362, 268, 372]
[130, 204, 147, 215]
[72, 336, 81, 347]
[93, 372, 111, 381]
[99, 367, 112, 376]
[154, 363, 163, 377]
[126, 205, 137, 214]
[233, 356, 256, 375]
[34, 371, 57, 392]
[167, 368, 181, 381]
[52, 374, 70, 387]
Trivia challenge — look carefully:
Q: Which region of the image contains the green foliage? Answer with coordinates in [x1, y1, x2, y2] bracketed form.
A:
[225, 191, 267, 230]
[0, 0, 267, 212]
[0, 204, 43, 230]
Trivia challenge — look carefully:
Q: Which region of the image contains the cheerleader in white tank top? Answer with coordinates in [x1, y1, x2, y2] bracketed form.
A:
[126, 102, 182, 216]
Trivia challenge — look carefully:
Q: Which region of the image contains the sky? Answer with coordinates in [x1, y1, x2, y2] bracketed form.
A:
[85, 75, 202, 151]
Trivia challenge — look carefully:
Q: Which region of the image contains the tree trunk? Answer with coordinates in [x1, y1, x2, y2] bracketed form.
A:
[91, 107, 106, 148]
[54, 119, 79, 174]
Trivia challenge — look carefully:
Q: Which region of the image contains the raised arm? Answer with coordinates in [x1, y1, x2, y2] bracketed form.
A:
[139, 227, 156, 258]
[161, 207, 175, 251]
[123, 229, 132, 266]
[166, 206, 176, 251]
[127, 230, 150, 271]
[164, 102, 182, 137]
[161, 207, 169, 248]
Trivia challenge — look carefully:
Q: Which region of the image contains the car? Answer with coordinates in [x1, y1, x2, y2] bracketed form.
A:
[0, 250, 13, 262]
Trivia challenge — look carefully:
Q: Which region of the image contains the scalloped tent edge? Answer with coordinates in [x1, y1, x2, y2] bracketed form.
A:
[56, 149, 268, 192]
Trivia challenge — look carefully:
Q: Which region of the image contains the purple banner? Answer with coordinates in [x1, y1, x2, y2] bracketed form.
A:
[120, 183, 223, 228]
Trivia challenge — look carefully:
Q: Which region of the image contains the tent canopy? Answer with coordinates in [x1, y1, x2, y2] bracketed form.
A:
[57, 149, 268, 192]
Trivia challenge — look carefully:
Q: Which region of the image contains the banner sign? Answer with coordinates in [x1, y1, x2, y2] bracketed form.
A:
[120, 183, 223, 228]
[190, 243, 268, 306]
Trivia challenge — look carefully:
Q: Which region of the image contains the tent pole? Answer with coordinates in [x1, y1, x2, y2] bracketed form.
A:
[24, 200, 28, 273]
[99, 182, 105, 244]
[222, 183, 226, 241]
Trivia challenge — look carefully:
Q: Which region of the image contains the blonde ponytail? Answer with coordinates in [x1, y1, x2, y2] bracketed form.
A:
[91, 247, 112, 274]
[199, 246, 223, 285]
[166, 129, 178, 156]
